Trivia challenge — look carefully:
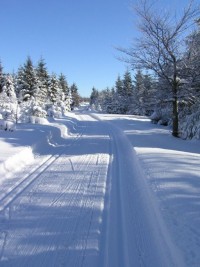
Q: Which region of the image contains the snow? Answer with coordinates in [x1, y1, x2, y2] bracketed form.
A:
[0, 120, 15, 131]
[0, 108, 200, 266]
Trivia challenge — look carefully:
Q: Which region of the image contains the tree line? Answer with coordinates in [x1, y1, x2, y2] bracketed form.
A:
[90, 0, 200, 139]
[0, 56, 81, 124]
[90, 69, 155, 116]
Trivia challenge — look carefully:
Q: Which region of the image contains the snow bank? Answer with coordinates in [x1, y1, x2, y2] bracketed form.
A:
[0, 146, 34, 181]
[135, 147, 200, 266]
[0, 119, 68, 182]
[0, 119, 16, 131]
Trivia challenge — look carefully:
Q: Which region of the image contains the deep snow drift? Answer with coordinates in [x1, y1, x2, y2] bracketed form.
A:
[0, 109, 199, 266]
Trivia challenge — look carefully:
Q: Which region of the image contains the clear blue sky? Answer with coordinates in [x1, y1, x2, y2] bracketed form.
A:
[0, 0, 194, 97]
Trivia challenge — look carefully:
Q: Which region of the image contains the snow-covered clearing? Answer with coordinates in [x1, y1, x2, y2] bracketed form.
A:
[0, 109, 200, 266]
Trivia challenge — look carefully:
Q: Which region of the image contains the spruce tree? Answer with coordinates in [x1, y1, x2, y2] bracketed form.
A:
[114, 75, 124, 113]
[123, 70, 133, 97]
[3, 74, 17, 99]
[15, 66, 25, 100]
[70, 83, 80, 109]
[0, 61, 4, 93]
[115, 75, 124, 96]
[16, 57, 38, 101]
[36, 58, 49, 105]
[49, 73, 61, 104]
[58, 73, 71, 112]
[0, 74, 17, 122]
[90, 87, 99, 109]
[133, 70, 146, 115]
[59, 73, 69, 96]
[121, 70, 134, 113]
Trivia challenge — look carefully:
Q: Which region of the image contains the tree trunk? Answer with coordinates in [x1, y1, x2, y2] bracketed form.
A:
[172, 93, 179, 137]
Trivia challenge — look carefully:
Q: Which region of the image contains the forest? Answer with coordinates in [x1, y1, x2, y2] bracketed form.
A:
[0, 56, 81, 128]
[90, 1, 200, 140]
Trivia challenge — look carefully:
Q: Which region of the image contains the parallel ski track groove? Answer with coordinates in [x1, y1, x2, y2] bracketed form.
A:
[0, 132, 82, 213]
[0, 114, 110, 267]
[36, 154, 97, 267]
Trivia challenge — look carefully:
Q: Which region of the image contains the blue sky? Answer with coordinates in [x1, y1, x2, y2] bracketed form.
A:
[0, 0, 194, 97]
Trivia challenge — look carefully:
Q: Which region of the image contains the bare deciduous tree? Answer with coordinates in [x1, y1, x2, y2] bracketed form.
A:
[119, 0, 200, 137]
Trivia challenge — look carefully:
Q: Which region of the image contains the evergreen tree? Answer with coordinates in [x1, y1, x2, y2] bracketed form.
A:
[132, 69, 145, 115]
[110, 87, 118, 113]
[49, 73, 61, 104]
[70, 83, 80, 109]
[36, 58, 49, 105]
[100, 87, 114, 113]
[59, 73, 69, 96]
[3, 74, 17, 99]
[178, 22, 200, 138]
[90, 87, 99, 109]
[15, 66, 24, 100]
[115, 75, 124, 96]
[121, 70, 134, 113]
[0, 61, 4, 93]
[114, 75, 124, 113]
[123, 70, 133, 97]
[0, 74, 17, 121]
[58, 73, 71, 112]
[16, 57, 38, 101]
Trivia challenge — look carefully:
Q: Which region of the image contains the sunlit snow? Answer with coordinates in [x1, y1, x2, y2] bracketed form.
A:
[0, 108, 199, 267]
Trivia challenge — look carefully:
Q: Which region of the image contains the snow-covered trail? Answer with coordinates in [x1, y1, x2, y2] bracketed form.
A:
[96, 113, 200, 267]
[0, 114, 110, 267]
[0, 111, 189, 266]
[91, 113, 184, 267]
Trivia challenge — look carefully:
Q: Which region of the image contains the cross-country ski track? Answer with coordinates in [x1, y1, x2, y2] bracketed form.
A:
[0, 109, 200, 266]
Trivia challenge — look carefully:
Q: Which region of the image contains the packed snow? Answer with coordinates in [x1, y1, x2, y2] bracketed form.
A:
[0, 108, 199, 266]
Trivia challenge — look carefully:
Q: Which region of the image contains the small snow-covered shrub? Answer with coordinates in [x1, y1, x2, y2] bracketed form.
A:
[47, 105, 62, 118]
[30, 116, 48, 124]
[0, 103, 18, 122]
[0, 120, 15, 131]
[91, 103, 102, 112]
[60, 100, 71, 114]
[32, 105, 47, 117]
[150, 108, 170, 126]
[18, 97, 48, 123]
[150, 110, 161, 124]
[180, 111, 200, 139]
[0, 107, 11, 120]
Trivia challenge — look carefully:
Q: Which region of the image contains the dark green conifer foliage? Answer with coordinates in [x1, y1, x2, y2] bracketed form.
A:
[0, 61, 5, 94]
[17, 57, 38, 101]
[70, 83, 80, 108]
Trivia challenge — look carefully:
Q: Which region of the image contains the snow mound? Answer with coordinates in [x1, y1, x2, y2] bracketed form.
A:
[0, 147, 34, 181]
[0, 120, 16, 131]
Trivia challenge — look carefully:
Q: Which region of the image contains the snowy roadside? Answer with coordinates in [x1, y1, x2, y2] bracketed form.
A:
[0, 114, 78, 193]
[94, 112, 200, 267]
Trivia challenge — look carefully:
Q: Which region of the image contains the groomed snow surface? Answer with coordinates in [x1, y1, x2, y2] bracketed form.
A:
[0, 108, 199, 267]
